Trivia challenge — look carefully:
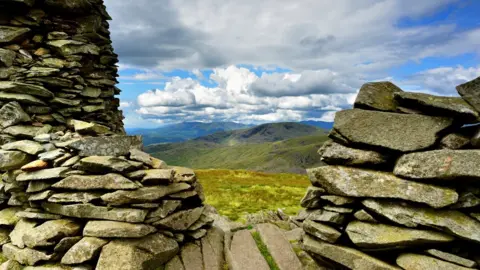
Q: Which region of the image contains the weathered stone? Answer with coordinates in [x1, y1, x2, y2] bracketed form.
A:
[2, 140, 44, 155]
[141, 169, 174, 185]
[62, 136, 142, 157]
[397, 253, 474, 270]
[302, 219, 341, 243]
[52, 174, 139, 190]
[440, 133, 471, 149]
[363, 199, 480, 243]
[323, 205, 353, 214]
[180, 242, 203, 270]
[2, 243, 52, 266]
[147, 200, 182, 219]
[71, 120, 110, 135]
[153, 207, 204, 230]
[23, 219, 81, 248]
[229, 230, 270, 270]
[17, 167, 70, 182]
[42, 203, 148, 223]
[171, 166, 196, 183]
[83, 221, 157, 238]
[346, 221, 454, 249]
[61, 237, 108, 265]
[303, 235, 399, 270]
[0, 207, 22, 226]
[3, 125, 52, 139]
[0, 150, 31, 171]
[0, 82, 53, 98]
[354, 81, 403, 112]
[96, 233, 179, 270]
[0, 102, 30, 128]
[27, 181, 52, 193]
[16, 211, 62, 220]
[0, 228, 9, 246]
[129, 149, 154, 167]
[354, 210, 378, 223]
[0, 134, 14, 146]
[456, 76, 480, 112]
[78, 156, 138, 173]
[308, 166, 458, 208]
[47, 40, 99, 56]
[320, 195, 356, 206]
[0, 92, 46, 106]
[53, 236, 83, 256]
[318, 140, 390, 167]
[10, 219, 38, 248]
[28, 190, 54, 201]
[451, 192, 480, 209]
[300, 186, 325, 209]
[200, 227, 225, 270]
[0, 48, 15, 67]
[61, 156, 81, 167]
[332, 109, 453, 152]
[394, 150, 480, 182]
[48, 192, 101, 204]
[39, 149, 65, 161]
[21, 160, 49, 172]
[0, 26, 30, 44]
[101, 183, 191, 205]
[426, 249, 477, 268]
[0, 260, 22, 270]
[165, 256, 185, 270]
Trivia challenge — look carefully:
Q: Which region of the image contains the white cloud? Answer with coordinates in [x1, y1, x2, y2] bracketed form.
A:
[119, 101, 132, 109]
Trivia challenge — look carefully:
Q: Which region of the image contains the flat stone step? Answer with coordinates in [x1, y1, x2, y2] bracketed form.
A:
[256, 223, 303, 270]
[228, 229, 270, 270]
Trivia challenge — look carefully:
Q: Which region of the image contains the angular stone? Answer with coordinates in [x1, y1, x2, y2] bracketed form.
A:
[200, 227, 225, 270]
[323, 205, 353, 214]
[52, 173, 138, 190]
[153, 207, 204, 231]
[83, 221, 157, 238]
[0, 207, 22, 226]
[147, 200, 182, 219]
[3, 125, 52, 139]
[16, 211, 62, 220]
[300, 186, 325, 209]
[0, 81, 53, 98]
[0, 92, 46, 106]
[180, 242, 203, 270]
[354, 81, 403, 112]
[0, 26, 30, 44]
[129, 149, 154, 167]
[456, 76, 480, 112]
[320, 195, 356, 206]
[61, 237, 108, 265]
[426, 249, 477, 268]
[0, 260, 22, 270]
[229, 230, 270, 270]
[48, 40, 99, 56]
[21, 160, 49, 172]
[319, 140, 390, 167]
[96, 233, 179, 270]
[440, 133, 471, 150]
[0, 150, 31, 171]
[101, 183, 191, 205]
[27, 181, 52, 193]
[10, 219, 38, 248]
[2, 140, 44, 155]
[346, 221, 454, 249]
[17, 167, 70, 182]
[395, 150, 480, 182]
[354, 210, 378, 223]
[0, 102, 30, 128]
[165, 256, 185, 270]
[394, 92, 479, 122]
[308, 166, 458, 208]
[77, 156, 138, 173]
[23, 219, 81, 248]
[48, 192, 101, 204]
[0, 228, 9, 246]
[27, 67, 60, 78]
[332, 109, 454, 152]
[42, 203, 148, 223]
[363, 199, 480, 243]
[303, 219, 341, 243]
[61, 156, 81, 167]
[306, 209, 345, 225]
[28, 190, 54, 201]
[450, 192, 480, 209]
[62, 135, 142, 157]
[39, 149, 65, 161]
[0, 49, 15, 67]
[2, 243, 52, 266]
[141, 169, 174, 185]
[71, 120, 110, 135]
[397, 253, 474, 270]
[302, 235, 400, 270]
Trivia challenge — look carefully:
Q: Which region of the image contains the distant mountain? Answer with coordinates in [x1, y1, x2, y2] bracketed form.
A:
[299, 121, 334, 130]
[126, 122, 253, 145]
[145, 122, 329, 174]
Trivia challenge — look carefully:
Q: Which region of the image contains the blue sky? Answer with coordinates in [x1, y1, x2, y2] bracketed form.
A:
[104, 0, 480, 128]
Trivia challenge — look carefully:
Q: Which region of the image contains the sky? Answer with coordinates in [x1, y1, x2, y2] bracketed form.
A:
[103, 0, 480, 129]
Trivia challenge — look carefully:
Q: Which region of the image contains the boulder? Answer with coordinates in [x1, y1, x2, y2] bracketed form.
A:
[61, 237, 108, 265]
[100, 183, 191, 205]
[302, 235, 400, 270]
[61, 136, 142, 157]
[0, 150, 32, 171]
[17, 167, 70, 182]
[303, 219, 341, 243]
[0, 102, 30, 128]
[396, 253, 474, 270]
[83, 221, 157, 238]
[77, 156, 139, 173]
[394, 150, 480, 182]
[353, 81, 403, 112]
[2, 243, 52, 266]
[23, 219, 82, 248]
[52, 174, 139, 190]
[362, 199, 480, 243]
[153, 207, 204, 230]
[308, 166, 458, 208]
[425, 249, 477, 268]
[0, 26, 30, 44]
[456, 76, 480, 112]
[318, 140, 390, 167]
[332, 109, 453, 152]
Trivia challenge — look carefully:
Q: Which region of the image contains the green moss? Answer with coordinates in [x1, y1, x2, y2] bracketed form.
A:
[0, 252, 7, 264]
[251, 231, 280, 270]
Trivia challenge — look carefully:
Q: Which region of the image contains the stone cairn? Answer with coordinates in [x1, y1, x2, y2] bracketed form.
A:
[298, 77, 480, 270]
[0, 1, 223, 269]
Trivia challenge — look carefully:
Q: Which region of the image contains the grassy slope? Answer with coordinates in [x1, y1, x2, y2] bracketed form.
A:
[196, 169, 310, 221]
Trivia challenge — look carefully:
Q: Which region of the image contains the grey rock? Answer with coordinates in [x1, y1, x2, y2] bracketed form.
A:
[48, 192, 101, 204]
[308, 166, 458, 208]
[305, 209, 345, 225]
[303, 219, 341, 243]
[257, 223, 302, 270]
[440, 133, 471, 149]
[17, 167, 70, 182]
[228, 230, 270, 270]
[62, 136, 142, 157]
[23, 219, 81, 248]
[28, 190, 54, 201]
[47, 40, 99, 56]
[2, 243, 52, 266]
[181, 242, 203, 270]
[2, 140, 44, 155]
[323, 205, 353, 214]
[397, 253, 474, 270]
[165, 256, 185, 270]
[42, 203, 148, 223]
[3, 125, 52, 139]
[0, 26, 30, 44]
[450, 192, 480, 209]
[0, 81, 53, 98]
[77, 156, 139, 173]
[0, 228, 10, 245]
[300, 186, 325, 209]
[23, 264, 91, 270]
[147, 200, 182, 219]
[16, 211, 62, 220]
[332, 109, 453, 152]
[129, 149, 154, 167]
[0, 92, 46, 106]
[354, 81, 403, 112]
[61, 237, 108, 265]
[71, 120, 110, 135]
[142, 169, 174, 185]
[0, 207, 22, 226]
[302, 235, 400, 270]
[61, 156, 81, 167]
[0, 260, 22, 270]
[319, 140, 390, 167]
[52, 174, 139, 190]
[363, 199, 480, 243]
[38, 149, 65, 161]
[456, 76, 480, 112]
[353, 210, 378, 223]
[27, 181, 52, 193]
[0, 102, 30, 128]
[394, 150, 480, 182]
[201, 227, 225, 270]
[426, 249, 477, 268]
[0, 48, 15, 67]
[284, 228, 304, 242]
[320, 195, 356, 206]
[101, 183, 191, 205]
[83, 221, 157, 238]
[153, 207, 204, 230]
[0, 150, 31, 171]
[10, 219, 38, 248]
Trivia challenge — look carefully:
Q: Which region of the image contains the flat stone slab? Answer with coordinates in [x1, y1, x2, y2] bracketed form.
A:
[1, 140, 44, 155]
[61, 237, 108, 265]
[0, 101, 31, 129]
[426, 249, 477, 268]
[83, 221, 157, 238]
[302, 235, 400, 270]
[42, 203, 148, 223]
[300, 186, 325, 209]
[397, 253, 474, 270]
[303, 219, 341, 243]
[0, 150, 31, 171]
[101, 183, 191, 205]
[318, 140, 390, 167]
[23, 219, 81, 248]
[354, 81, 403, 112]
[201, 227, 225, 270]
[394, 150, 480, 182]
[346, 221, 454, 249]
[308, 166, 458, 208]
[363, 199, 480, 244]
[153, 207, 204, 231]
[17, 167, 70, 182]
[0, 26, 30, 44]
[62, 135, 142, 156]
[228, 230, 270, 270]
[48, 192, 101, 204]
[0, 82, 53, 98]
[456, 76, 480, 112]
[77, 156, 139, 173]
[332, 109, 454, 152]
[256, 223, 303, 270]
[3, 243, 52, 266]
[0, 207, 22, 226]
[180, 242, 203, 270]
[10, 219, 38, 248]
[52, 174, 139, 190]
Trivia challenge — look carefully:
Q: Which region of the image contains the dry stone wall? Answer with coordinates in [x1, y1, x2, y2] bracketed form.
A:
[0, 1, 220, 269]
[298, 77, 480, 270]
